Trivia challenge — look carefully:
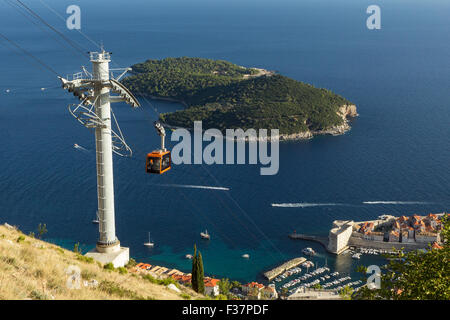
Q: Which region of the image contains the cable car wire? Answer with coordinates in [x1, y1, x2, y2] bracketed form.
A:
[192, 167, 284, 261]
[3, 0, 81, 61]
[38, 0, 102, 51]
[200, 163, 287, 259]
[0, 32, 60, 76]
[13, 0, 89, 59]
[7, 0, 288, 261]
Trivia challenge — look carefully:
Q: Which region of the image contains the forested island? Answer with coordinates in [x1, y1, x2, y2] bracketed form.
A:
[122, 57, 358, 140]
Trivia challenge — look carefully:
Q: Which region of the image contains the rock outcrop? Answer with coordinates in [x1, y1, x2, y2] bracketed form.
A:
[280, 104, 358, 141]
[338, 104, 358, 119]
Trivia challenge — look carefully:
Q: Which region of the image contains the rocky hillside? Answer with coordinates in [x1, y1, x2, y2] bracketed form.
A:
[0, 224, 202, 300]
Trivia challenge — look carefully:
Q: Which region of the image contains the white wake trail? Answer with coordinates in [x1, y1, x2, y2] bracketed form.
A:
[363, 201, 431, 205]
[271, 203, 343, 208]
[156, 184, 230, 191]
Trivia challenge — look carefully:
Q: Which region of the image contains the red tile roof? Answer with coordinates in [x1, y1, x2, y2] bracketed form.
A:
[204, 279, 220, 287]
[244, 282, 264, 289]
[431, 242, 443, 250]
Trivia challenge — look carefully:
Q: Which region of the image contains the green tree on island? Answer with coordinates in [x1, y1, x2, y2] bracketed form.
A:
[191, 244, 205, 294]
[354, 214, 450, 300]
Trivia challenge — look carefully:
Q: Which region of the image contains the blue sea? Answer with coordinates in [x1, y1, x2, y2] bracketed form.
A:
[0, 0, 449, 284]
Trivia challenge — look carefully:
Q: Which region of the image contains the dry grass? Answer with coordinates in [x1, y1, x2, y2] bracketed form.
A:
[0, 225, 202, 300]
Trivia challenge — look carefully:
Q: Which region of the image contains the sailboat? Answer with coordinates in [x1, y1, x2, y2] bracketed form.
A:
[200, 229, 210, 240]
[144, 232, 154, 247]
[92, 211, 99, 224]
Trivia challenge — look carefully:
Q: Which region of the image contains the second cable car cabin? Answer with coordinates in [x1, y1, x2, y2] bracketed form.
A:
[146, 122, 171, 174]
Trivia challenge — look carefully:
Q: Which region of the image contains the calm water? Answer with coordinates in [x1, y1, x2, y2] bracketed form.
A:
[0, 0, 449, 283]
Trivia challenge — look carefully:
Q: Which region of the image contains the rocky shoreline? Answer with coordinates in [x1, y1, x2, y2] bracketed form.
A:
[279, 104, 358, 141]
[149, 98, 358, 142]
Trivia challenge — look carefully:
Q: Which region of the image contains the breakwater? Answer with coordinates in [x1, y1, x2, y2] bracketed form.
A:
[288, 233, 329, 250]
[263, 257, 307, 281]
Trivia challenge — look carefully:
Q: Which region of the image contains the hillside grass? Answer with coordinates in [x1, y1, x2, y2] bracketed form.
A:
[0, 225, 202, 300]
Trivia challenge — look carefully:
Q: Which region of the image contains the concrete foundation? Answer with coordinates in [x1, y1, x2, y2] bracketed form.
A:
[85, 246, 129, 268]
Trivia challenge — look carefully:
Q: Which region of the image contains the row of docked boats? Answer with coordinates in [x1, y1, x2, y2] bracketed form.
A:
[281, 267, 331, 289]
[322, 278, 362, 290]
[274, 260, 316, 283]
[344, 247, 397, 257]
[289, 274, 362, 295]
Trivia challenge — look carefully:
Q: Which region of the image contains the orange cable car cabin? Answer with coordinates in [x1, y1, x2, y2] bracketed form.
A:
[146, 150, 171, 174]
[146, 121, 171, 174]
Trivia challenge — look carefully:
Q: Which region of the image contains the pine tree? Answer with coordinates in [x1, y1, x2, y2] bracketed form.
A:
[197, 251, 205, 294]
[191, 244, 198, 292]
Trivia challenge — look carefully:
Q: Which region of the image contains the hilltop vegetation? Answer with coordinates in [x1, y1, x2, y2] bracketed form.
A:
[122, 57, 257, 104]
[122, 57, 356, 136]
[0, 224, 202, 300]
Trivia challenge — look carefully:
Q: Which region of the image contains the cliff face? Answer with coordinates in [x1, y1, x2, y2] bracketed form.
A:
[279, 104, 358, 141]
[338, 104, 358, 119]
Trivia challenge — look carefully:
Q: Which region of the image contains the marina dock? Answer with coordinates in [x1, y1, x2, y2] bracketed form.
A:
[264, 257, 307, 281]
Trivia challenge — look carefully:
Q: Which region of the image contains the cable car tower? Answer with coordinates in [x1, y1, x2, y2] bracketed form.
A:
[59, 50, 140, 267]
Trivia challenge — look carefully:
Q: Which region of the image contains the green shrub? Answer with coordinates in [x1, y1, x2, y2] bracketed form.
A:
[98, 281, 144, 300]
[125, 258, 137, 268]
[76, 254, 94, 264]
[142, 274, 178, 288]
[0, 256, 17, 266]
[81, 269, 97, 280]
[30, 290, 48, 300]
[117, 267, 128, 274]
[16, 235, 25, 243]
[33, 269, 44, 278]
[73, 242, 82, 254]
[37, 223, 47, 239]
[181, 293, 191, 300]
[103, 262, 115, 271]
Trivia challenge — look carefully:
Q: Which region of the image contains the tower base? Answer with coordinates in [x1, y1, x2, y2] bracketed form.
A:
[85, 245, 129, 268]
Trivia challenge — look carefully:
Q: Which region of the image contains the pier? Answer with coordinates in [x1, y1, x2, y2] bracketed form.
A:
[288, 233, 329, 250]
[264, 257, 307, 281]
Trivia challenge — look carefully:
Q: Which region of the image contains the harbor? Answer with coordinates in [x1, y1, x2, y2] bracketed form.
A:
[263, 257, 306, 281]
[269, 258, 366, 298]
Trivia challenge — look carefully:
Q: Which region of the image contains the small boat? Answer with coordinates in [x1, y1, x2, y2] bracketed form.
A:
[200, 229, 210, 240]
[241, 254, 250, 259]
[302, 247, 315, 256]
[352, 253, 361, 260]
[92, 211, 99, 224]
[144, 232, 154, 247]
[185, 254, 193, 260]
